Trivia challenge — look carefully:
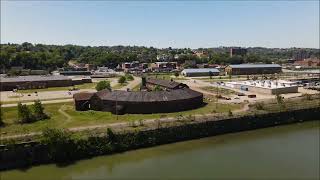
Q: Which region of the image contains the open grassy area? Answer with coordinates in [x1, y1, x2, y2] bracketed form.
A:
[113, 82, 128, 89]
[249, 94, 320, 113]
[200, 86, 237, 96]
[17, 82, 98, 93]
[145, 73, 187, 81]
[0, 99, 242, 136]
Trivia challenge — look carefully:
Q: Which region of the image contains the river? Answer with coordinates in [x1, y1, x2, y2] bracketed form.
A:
[1, 121, 319, 180]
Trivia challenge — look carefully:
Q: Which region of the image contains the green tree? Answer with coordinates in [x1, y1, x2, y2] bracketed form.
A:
[174, 72, 179, 77]
[96, 80, 111, 91]
[125, 74, 134, 81]
[17, 102, 34, 123]
[154, 85, 162, 91]
[32, 100, 49, 120]
[118, 76, 126, 84]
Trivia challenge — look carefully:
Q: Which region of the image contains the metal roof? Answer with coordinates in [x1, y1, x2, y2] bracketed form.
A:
[182, 68, 220, 73]
[95, 88, 202, 102]
[0, 75, 71, 83]
[146, 78, 185, 89]
[228, 64, 281, 68]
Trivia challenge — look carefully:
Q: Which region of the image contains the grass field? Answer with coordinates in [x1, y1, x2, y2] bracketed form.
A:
[145, 73, 187, 80]
[0, 99, 242, 136]
[200, 86, 237, 96]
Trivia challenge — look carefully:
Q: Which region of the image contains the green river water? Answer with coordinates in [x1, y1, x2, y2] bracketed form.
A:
[1, 121, 319, 180]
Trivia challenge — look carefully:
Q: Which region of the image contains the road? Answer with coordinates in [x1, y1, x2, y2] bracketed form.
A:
[1, 76, 141, 107]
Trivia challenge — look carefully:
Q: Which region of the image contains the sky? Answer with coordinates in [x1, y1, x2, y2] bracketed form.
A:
[1, 1, 319, 49]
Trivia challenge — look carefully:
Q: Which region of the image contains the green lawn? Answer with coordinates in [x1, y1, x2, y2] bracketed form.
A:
[200, 86, 237, 95]
[113, 82, 128, 89]
[145, 73, 187, 80]
[0, 99, 242, 136]
[17, 82, 98, 93]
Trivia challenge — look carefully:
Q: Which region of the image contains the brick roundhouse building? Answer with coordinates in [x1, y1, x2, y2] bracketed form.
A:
[73, 79, 203, 114]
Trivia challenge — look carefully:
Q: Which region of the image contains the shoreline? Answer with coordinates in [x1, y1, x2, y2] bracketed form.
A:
[1, 107, 319, 171]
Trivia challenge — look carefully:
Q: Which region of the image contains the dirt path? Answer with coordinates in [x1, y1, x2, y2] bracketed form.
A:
[58, 105, 72, 123]
[119, 76, 141, 90]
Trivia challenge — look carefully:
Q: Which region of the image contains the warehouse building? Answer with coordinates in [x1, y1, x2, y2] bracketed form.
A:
[181, 68, 220, 77]
[0, 75, 92, 91]
[225, 64, 282, 75]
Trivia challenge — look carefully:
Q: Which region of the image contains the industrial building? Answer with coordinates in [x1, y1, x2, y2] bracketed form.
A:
[181, 68, 220, 77]
[0, 75, 92, 91]
[73, 79, 203, 114]
[225, 64, 282, 75]
[225, 80, 298, 95]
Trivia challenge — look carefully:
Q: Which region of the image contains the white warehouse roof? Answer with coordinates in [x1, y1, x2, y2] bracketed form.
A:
[228, 64, 281, 68]
[182, 68, 220, 73]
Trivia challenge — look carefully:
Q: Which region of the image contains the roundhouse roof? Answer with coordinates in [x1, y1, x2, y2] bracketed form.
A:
[96, 88, 202, 102]
[0, 75, 71, 83]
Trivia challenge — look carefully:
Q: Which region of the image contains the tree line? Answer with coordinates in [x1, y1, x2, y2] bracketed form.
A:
[1, 42, 319, 72]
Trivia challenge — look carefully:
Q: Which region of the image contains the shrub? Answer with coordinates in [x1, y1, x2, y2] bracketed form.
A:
[96, 80, 111, 91]
[174, 72, 179, 77]
[228, 110, 233, 116]
[41, 127, 73, 161]
[118, 76, 126, 84]
[125, 74, 134, 81]
[17, 102, 34, 123]
[32, 100, 49, 120]
[254, 102, 265, 110]
[154, 85, 162, 91]
[302, 93, 312, 101]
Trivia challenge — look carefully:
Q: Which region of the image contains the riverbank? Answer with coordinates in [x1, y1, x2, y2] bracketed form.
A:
[1, 106, 319, 171]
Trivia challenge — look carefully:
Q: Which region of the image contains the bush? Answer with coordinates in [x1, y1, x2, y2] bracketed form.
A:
[118, 76, 126, 84]
[153, 85, 162, 91]
[96, 80, 111, 91]
[125, 74, 134, 81]
[41, 127, 73, 161]
[302, 93, 312, 101]
[17, 102, 34, 123]
[32, 100, 49, 120]
[228, 110, 233, 116]
[174, 72, 179, 77]
[254, 102, 265, 110]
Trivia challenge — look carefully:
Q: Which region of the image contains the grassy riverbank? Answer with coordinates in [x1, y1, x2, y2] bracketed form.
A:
[0, 99, 242, 136]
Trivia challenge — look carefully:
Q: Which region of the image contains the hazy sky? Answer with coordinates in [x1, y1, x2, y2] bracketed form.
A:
[1, 1, 319, 48]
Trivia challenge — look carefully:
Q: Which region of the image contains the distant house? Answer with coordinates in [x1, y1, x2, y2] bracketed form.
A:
[225, 64, 282, 75]
[181, 68, 220, 77]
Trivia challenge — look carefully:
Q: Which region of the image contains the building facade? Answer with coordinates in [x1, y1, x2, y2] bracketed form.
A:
[225, 64, 282, 75]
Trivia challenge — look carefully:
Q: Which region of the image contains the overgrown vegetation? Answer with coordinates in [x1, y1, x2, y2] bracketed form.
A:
[95, 80, 111, 91]
[118, 76, 126, 84]
[17, 101, 49, 124]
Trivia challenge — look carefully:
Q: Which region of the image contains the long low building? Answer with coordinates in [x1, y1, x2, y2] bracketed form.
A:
[225, 64, 282, 75]
[225, 80, 298, 95]
[181, 68, 220, 77]
[0, 75, 92, 91]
